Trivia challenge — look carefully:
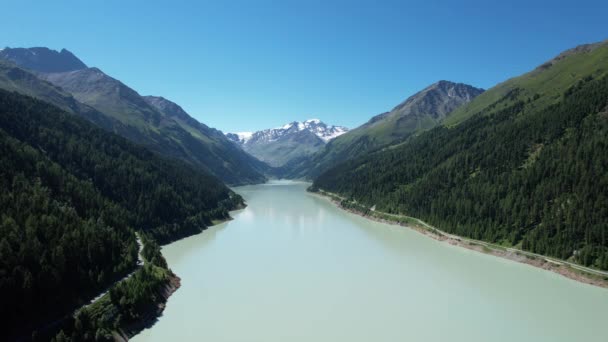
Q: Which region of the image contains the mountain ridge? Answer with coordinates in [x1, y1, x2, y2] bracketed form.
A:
[283, 80, 483, 179]
[0, 47, 87, 73]
[0, 47, 268, 185]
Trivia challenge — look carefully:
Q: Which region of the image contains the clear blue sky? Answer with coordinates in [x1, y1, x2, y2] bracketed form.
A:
[2, 0, 607, 132]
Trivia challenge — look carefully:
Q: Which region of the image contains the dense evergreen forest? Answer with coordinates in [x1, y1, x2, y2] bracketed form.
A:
[313, 75, 608, 270]
[0, 90, 244, 340]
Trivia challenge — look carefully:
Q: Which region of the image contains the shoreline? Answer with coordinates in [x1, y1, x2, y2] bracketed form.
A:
[112, 214, 238, 340]
[311, 189, 608, 289]
[119, 211, 241, 339]
[126, 207, 245, 340]
[116, 272, 181, 341]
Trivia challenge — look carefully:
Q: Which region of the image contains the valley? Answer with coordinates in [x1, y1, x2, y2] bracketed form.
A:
[132, 181, 608, 342]
[1, 22, 607, 342]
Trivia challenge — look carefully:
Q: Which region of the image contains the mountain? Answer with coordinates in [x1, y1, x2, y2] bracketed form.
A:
[444, 40, 608, 127]
[144, 95, 203, 125]
[142, 95, 272, 181]
[312, 40, 608, 271]
[0, 89, 243, 339]
[37, 67, 163, 123]
[226, 119, 348, 167]
[0, 47, 267, 185]
[0, 59, 134, 134]
[285, 81, 483, 179]
[0, 47, 87, 73]
[343, 80, 483, 146]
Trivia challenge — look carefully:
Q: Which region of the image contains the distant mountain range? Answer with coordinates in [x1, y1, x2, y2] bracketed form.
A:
[226, 119, 348, 167]
[282, 80, 484, 179]
[226, 79, 481, 173]
[0, 47, 268, 185]
[0, 46, 486, 182]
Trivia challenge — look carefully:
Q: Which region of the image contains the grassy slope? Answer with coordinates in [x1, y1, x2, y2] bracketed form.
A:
[53, 70, 268, 185]
[340, 106, 443, 149]
[0, 60, 98, 117]
[445, 41, 608, 126]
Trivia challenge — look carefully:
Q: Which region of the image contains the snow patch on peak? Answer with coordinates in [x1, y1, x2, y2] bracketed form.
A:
[225, 131, 253, 144]
[235, 132, 253, 142]
[318, 126, 348, 142]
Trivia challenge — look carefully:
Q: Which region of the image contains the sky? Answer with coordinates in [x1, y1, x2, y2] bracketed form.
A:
[2, 0, 607, 132]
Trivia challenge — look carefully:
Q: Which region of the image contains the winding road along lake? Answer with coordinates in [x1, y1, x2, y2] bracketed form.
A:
[134, 181, 608, 342]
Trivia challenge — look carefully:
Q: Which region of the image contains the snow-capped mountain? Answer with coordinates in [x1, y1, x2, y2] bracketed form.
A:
[226, 119, 348, 167]
[228, 119, 347, 145]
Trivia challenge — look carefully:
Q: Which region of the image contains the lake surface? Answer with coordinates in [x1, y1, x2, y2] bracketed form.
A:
[134, 181, 608, 342]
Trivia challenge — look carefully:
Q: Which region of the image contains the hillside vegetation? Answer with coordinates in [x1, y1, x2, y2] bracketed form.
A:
[444, 40, 608, 126]
[313, 44, 608, 270]
[0, 90, 243, 340]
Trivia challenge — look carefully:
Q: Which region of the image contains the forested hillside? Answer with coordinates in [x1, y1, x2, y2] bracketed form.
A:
[0, 90, 243, 340]
[0, 48, 268, 185]
[313, 61, 608, 270]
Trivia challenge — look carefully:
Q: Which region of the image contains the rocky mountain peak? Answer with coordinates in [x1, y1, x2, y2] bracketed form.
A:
[0, 47, 87, 73]
[391, 81, 484, 120]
